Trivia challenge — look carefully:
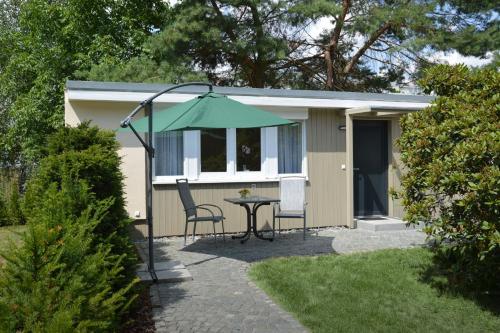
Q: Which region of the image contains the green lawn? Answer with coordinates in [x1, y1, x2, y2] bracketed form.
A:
[0, 225, 26, 262]
[249, 248, 499, 333]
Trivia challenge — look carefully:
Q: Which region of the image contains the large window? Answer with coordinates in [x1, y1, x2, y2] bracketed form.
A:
[237, 128, 261, 171]
[278, 123, 302, 174]
[200, 129, 227, 172]
[154, 131, 184, 176]
[153, 120, 306, 182]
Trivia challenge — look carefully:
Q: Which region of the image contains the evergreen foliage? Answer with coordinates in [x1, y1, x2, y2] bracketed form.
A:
[0, 172, 24, 226]
[0, 179, 136, 332]
[0, 123, 139, 331]
[23, 122, 137, 285]
[397, 65, 500, 290]
[83, 0, 498, 92]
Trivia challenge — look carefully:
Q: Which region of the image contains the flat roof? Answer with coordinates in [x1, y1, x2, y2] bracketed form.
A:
[66, 80, 433, 104]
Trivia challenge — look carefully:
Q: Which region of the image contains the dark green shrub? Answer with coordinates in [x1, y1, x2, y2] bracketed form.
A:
[398, 64, 499, 290]
[0, 192, 8, 226]
[6, 180, 23, 225]
[23, 122, 136, 283]
[0, 178, 136, 332]
[0, 172, 24, 226]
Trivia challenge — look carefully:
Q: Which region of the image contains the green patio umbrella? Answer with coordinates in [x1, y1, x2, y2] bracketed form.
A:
[119, 82, 293, 281]
[121, 91, 292, 132]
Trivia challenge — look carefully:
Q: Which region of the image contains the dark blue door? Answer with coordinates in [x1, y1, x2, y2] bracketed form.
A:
[353, 120, 388, 216]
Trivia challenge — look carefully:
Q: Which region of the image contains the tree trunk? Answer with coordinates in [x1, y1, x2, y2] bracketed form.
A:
[324, 0, 350, 90]
[324, 49, 335, 90]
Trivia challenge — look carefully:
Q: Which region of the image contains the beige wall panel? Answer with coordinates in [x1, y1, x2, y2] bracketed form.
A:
[306, 109, 347, 228]
[64, 98, 147, 218]
[152, 183, 279, 237]
[389, 118, 405, 218]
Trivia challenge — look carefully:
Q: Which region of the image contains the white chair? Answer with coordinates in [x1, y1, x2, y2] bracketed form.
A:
[273, 176, 307, 240]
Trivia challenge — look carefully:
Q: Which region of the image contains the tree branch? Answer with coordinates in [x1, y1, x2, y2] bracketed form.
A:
[328, 0, 350, 53]
[343, 21, 392, 74]
[209, 0, 238, 42]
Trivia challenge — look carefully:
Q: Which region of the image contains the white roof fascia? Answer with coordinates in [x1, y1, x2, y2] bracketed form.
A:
[66, 90, 430, 111]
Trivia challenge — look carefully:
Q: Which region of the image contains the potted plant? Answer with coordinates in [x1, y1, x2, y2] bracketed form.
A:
[238, 188, 250, 198]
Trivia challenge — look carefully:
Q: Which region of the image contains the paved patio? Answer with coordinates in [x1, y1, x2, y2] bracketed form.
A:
[137, 227, 427, 333]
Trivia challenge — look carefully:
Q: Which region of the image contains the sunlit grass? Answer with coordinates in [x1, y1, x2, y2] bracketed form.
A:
[249, 248, 499, 333]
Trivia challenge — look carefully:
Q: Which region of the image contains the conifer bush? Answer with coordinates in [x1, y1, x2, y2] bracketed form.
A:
[398, 65, 499, 290]
[23, 122, 137, 284]
[0, 174, 24, 226]
[0, 123, 139, 331]
[0, 179, 136, 332]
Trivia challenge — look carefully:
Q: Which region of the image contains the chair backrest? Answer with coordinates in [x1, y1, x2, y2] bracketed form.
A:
[279, 176, 306, 211]
[176, 179, 197, 218]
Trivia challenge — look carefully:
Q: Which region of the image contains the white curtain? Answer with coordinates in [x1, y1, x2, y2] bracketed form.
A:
[278, 123, 302, 174]
[154, 131, 183, 176]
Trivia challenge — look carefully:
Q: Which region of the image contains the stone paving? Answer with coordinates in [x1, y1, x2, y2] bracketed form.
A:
[137, 227, 427, 333]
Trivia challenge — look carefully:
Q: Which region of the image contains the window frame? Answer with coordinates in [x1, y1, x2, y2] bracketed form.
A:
[152, 120, 307, 184]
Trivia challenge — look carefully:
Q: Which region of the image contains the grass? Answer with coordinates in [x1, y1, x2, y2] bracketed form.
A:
[249, 248, 500, 333]
[0, 225, 26, 262]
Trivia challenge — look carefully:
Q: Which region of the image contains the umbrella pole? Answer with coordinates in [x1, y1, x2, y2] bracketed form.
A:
[145, 101, 157, 281]
[120, 82, 213, 283]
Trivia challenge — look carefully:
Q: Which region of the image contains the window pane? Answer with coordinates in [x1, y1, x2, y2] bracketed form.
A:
[154, 131, 183, 176]
[237, 128, 261, 171]
[278, 123, 302, 174]
[201, 129, 227, 172]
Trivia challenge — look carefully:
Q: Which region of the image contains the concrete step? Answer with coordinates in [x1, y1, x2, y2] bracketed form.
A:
[356, 218, 423, 232]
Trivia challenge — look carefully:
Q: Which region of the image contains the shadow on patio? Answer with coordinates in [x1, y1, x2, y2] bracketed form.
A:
[179, 229, 337, 263]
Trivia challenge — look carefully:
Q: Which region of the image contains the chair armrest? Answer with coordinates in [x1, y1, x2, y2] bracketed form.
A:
[197, 204, 223, 217]
[195, 206, 215, 219]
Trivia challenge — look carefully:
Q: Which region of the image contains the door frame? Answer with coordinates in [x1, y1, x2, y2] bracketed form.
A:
[345, 107, 401, 227]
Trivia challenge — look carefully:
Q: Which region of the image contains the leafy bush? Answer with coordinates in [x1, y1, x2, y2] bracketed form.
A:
[23, 122, 137, 282]
[0, 178, 136, 332]
[398, 64, 499, 290]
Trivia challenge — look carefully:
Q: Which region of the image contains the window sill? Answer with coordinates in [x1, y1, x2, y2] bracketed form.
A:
[152, 176, 308, 185]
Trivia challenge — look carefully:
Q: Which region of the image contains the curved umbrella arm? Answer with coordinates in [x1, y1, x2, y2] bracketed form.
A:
[120, 82, 213, 129]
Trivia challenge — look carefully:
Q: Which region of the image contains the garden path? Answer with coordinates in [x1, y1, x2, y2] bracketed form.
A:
[137, 227, 426, 333]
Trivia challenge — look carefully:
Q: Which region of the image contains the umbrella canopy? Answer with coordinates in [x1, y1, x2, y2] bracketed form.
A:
[121, 92, 293, 132]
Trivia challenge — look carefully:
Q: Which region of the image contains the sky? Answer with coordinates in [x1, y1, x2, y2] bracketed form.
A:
[309, 17, 494, 68]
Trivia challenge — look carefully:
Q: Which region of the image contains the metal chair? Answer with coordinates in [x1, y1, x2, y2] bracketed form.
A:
[273, 176, 307, 240]
[176, 179, 225, 245]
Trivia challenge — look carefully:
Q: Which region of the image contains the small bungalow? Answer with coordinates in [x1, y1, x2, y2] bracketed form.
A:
[64, 81, 432, 237]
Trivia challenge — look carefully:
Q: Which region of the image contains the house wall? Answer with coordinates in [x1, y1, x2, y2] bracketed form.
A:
[148, 108, 350, 237]
[64, 97, 405, 237]
[65, 97, 148, 218]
